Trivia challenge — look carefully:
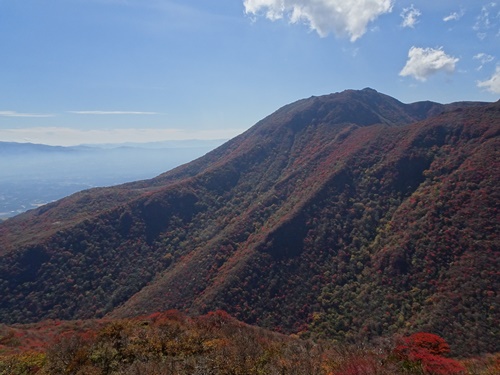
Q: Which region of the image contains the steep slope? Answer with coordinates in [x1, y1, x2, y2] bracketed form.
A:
[0, 89, 497, 356]
[0, 88, 427, 253]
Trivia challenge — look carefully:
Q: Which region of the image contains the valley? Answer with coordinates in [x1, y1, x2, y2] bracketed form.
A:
[0, 141, 225, 220]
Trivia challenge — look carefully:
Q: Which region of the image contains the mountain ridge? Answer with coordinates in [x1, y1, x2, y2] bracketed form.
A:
[0, 89, 498, 356]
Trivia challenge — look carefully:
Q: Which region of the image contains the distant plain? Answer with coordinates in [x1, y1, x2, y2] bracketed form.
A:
[0, 140, 224, 220]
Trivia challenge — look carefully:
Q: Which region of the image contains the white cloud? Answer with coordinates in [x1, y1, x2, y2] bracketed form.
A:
[0, 127, 245, 147]
[477, 65, 500, 94]
[400, 4, 421, 28]
[399, 47, 459, 82]
[0, 111, 54, 118]
[243, 0, 394, 41]
[443, 13, 458, 22]
[443, 8, 465, 22]
[68, 111, 159, 115]
[473, 3, 500, 39]
[473, 53, 495, 70]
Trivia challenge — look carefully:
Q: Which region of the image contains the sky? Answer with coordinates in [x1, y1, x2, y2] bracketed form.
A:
[0, 0, 499, 146]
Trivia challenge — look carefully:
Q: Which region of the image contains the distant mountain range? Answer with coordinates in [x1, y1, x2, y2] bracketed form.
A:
[0, 88, 498, 356]
[0, 139, 226, 154]
[0, 139, 226, 219]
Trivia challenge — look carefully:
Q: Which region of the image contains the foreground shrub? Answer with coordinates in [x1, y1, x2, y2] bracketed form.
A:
[2, 315, 497, 375]
[0, 352, 46, 375]
[393, 332, 466, 375]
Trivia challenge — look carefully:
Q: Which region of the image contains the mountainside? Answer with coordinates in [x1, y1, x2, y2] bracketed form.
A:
[0, 88, 498, 356]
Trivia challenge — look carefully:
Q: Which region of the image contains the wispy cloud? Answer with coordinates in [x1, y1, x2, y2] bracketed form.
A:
[0, 111, 55, 118]
[68, 111, 159, 115]
[473, 53, 495, 71]
[243, 0, 394, 41]
[477, 65, 500, 94]
[399, 46, 459, 82]
[474, 3, 500, 40]
[0, 127, 245, 147]
[400, 4, 421, 29]
[443, 8, 465, 22]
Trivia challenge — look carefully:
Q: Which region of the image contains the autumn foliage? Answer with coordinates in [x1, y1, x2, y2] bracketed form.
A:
[393, 333, 466, 374]
[1, 312, 497, 375]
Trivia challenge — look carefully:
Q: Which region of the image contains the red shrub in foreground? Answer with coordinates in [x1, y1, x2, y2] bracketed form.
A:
[394, 332, 466, 375]
[400, 332, 450, 356]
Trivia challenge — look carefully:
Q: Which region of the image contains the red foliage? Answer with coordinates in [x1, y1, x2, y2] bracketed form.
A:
[399, 332, 450, 356]
[394, 332, 465, 375]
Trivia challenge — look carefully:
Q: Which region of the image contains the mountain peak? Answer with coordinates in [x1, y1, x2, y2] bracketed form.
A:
[255, 88, 442, 136]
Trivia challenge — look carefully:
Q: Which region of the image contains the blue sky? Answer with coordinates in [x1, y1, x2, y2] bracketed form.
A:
[0, 0, 499, 146]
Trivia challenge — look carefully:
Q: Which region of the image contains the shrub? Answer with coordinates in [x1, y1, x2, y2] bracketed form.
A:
[393, 332, 465, 375]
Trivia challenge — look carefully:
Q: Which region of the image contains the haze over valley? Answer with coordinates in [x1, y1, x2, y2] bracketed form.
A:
[0, 140, 224, 220]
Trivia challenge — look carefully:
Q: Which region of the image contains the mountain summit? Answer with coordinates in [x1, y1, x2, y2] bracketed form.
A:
[0, 89, 498, 355]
